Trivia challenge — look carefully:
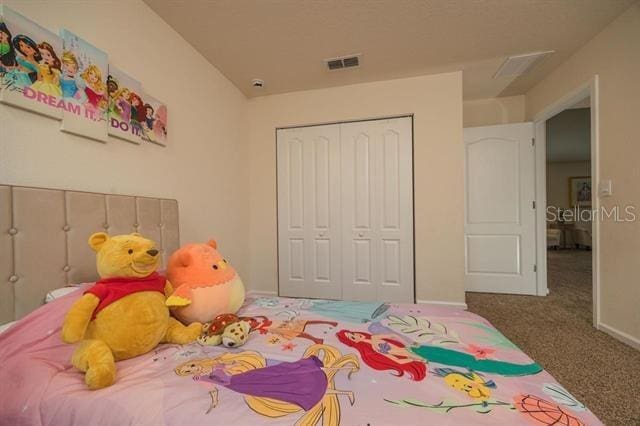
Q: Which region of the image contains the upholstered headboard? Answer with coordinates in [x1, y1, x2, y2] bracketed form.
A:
[0, 185, 180, 323]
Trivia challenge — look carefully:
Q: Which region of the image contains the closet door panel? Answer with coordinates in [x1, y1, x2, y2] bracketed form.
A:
[354, 134, 372, 229]
[342, 117, 414, 303]
[313, 137, 330, 229]
[278, 134, 306, 293]
[378, 118, 414, 302]
[287, 138, 305, 230]
[277, 125, 341, 299]
[382, 130, 401, 230]
[288, 238, 305, 280]
[306, 128, 341, 298]
[341, 122, 379, 302]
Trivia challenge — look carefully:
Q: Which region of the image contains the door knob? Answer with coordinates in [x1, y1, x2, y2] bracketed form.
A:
[358, 232, 364, 237]
[318, 232, 325, 237]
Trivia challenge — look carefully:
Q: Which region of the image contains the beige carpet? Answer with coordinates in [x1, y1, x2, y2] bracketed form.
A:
[466, 249, 640, 425]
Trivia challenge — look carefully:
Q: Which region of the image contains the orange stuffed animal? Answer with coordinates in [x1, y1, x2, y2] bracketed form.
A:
[165, 240, 245, 324]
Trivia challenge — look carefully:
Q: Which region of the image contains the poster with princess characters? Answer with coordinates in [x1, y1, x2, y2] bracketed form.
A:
[1, 5, 167, 147]
[0, 6, 63, 119]
[107, 65, 143, 144]
[139, 91, 168, 146]
[59, 29, 108, 142]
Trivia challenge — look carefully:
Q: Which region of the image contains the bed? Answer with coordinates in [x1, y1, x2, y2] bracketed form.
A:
[0, 185, 602, 425]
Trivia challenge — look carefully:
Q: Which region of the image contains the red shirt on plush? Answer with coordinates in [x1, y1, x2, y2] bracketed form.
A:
[85, 272, 166, 319]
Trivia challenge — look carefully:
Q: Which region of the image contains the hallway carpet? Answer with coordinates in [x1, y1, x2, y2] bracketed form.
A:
[467, 249, 640, 425]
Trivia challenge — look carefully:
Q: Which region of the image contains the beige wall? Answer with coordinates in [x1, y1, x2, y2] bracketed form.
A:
[463, 95, 526, 127]
[247, 72, 465, 304]
[0, 0, 250, 275]
[547, 161, 591, 211]
[527, 3, 640, 343]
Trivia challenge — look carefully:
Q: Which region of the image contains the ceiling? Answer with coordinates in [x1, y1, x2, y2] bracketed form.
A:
[144, 0, 635, 99]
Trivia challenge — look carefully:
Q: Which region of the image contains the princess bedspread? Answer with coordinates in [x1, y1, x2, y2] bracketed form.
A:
[0, 289, 601, 425]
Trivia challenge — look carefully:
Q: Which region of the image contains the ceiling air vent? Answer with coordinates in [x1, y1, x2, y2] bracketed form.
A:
[494, 51, 554, 78]
[325, 54, 361, 71]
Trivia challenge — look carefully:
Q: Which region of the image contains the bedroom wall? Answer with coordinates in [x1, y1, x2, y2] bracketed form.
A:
[463, 95, 526, 127]
[0, 0, 250, 275]
[526, 2, 640, 346]
[246, 72, 465, 305]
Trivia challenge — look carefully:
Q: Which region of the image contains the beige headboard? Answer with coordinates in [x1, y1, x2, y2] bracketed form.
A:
[0, 185, 180, 323]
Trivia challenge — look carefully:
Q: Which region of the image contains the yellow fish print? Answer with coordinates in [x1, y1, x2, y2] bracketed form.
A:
[435, 368, 497, 401]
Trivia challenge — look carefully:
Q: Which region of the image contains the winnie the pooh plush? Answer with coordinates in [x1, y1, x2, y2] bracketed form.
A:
[61, 232, 201, 389]
[166, 240, 245, 325]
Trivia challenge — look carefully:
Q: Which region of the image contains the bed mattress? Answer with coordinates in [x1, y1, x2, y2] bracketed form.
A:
[0, 287, 601, 425]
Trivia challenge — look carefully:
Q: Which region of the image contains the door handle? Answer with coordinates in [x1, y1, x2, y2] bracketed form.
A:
[358, 232, 364, 237]
[318, 232, 325, 237]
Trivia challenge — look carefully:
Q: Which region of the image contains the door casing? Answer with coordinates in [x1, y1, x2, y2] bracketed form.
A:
[533, 76, 600, 326]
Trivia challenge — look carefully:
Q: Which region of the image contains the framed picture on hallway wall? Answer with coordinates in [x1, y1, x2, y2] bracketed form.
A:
[569, 176, 591, 207]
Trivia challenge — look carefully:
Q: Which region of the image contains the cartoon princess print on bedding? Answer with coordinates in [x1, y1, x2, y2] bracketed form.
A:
[1, 281, 602, 424]
[162, 296, 598, 425]
[175, 344, 359, 424]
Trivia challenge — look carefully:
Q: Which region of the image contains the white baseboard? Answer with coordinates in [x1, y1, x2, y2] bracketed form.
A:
[245, 292, 468, 310]
[597, 322, 640, 351]
[416, 299, 468, 310]
[246, 290, 278, 297]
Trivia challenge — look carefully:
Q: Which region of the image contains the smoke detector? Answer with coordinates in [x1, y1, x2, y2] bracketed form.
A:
[325, 54, 361, 71]
[251, 78, 265, 88]
[493, 51, 554, 78]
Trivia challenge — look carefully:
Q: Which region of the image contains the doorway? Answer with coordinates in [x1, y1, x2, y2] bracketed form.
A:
[545, 97, 593, 321]
[533, 78, 600, 326]
[463, 77, 599, 326]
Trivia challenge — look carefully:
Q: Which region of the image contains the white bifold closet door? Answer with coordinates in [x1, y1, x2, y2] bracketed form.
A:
[277, 116, 414, 303]
[340, 118, 414, 302]
[277, 124, 343, 299]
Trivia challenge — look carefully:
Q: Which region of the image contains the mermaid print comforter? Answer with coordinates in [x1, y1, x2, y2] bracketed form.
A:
[0, 288, 602, 425]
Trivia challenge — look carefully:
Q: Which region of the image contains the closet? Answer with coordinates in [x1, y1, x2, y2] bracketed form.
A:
[277, 116, 414, 303]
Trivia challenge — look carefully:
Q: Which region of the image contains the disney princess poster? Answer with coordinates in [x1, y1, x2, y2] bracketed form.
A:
[0, 5, 63, 119]
[107, 64, 143, 144]
[59, 29, 108, 142]
[139, 91, 168, 146]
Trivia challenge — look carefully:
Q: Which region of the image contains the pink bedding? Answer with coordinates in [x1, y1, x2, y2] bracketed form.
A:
[0, 288, 602, 425]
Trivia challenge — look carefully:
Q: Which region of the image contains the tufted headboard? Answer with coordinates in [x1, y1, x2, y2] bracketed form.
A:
[0, 185, 180, 324]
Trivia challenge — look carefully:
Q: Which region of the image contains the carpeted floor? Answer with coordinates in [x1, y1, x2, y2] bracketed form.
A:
[467, 249, 640, 425]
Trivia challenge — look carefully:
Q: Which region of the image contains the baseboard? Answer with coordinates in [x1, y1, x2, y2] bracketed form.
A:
[246, 290, 278, 297]
[245, 292, 468, 310]
[416, 299, 468, 310]
[597, 322, 640, 351]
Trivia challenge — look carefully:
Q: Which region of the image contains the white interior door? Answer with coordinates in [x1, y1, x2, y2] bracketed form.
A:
[464, 122, 537, 295]
[277, 124, 342, 299]
[341, 117, 414, 303]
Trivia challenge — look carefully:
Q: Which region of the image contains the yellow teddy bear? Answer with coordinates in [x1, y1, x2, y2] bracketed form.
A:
[61, 232, 201, 390]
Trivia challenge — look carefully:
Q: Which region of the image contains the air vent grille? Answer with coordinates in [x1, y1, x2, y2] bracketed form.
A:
[494, 51, 554, 78]
[342, 56, 359, 68]
[327, 59, 344, 70]
[325, 54, 361, 71]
